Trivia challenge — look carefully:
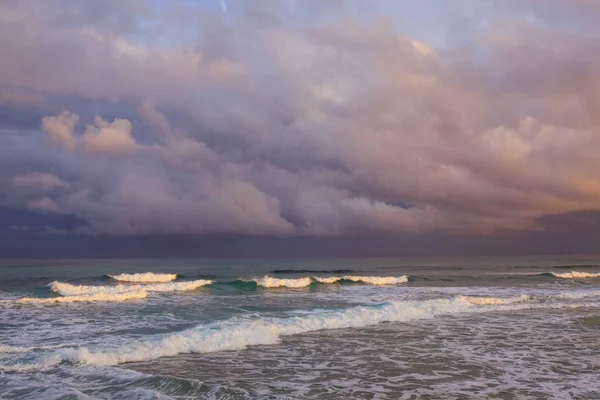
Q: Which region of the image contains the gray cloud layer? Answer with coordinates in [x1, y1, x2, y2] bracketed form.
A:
[1, 0, 600, 237]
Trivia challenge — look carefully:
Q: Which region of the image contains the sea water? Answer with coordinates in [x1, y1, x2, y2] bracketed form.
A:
[1, 256, 600, 399]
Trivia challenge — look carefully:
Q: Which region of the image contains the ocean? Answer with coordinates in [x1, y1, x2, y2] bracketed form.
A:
[1, 256, 600, 399]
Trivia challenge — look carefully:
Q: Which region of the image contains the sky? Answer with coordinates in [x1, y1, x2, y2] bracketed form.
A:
[2, 0, 600, 258]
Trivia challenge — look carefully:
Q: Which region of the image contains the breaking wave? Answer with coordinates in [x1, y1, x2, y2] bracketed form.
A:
[248, 275, 409, 288]
[550, 271, 600, 279]
[108, 273, 177, 283]
[41, 295, 499, 366]
[7, 289, 600, 369]
[252, 277, 313, 288]
[10, 290, 148, 304]
[314, 275, 408, 285]
[49, 279, 213, 296]
[270, 269, 356, 274]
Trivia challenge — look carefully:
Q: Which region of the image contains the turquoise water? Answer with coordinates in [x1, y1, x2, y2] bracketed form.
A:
[1, 256, 600, 399]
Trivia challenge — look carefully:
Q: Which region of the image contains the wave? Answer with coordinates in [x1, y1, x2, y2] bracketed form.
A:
[270, 269, 356, 274]
[246, 275, 409, 288]
[10, 290, 148, 304]
[314, 275, 408, 285]
[45, 295, 499, 366]
[10, 289, 600, 369]
[252, 277, 313, 288]
[550, 271, 600, 279]
[49, 279, 213, 296]
[107, 272, 177, 283]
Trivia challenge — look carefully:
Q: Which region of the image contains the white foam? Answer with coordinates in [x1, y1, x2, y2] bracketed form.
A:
[315, 275, 409, 285]
[250, 275, 408, 287]
[551, 271, 600, 279]
[108, 272, 177, 283]
[460, 294, 531, 305]
[0, 345, 36, 354]
[13, 290, 148, 304]
[0, 344, 79, 354]
[253, 277, 312, 288]
[49, 279, 213, 296]
[45, 295, 519, 366]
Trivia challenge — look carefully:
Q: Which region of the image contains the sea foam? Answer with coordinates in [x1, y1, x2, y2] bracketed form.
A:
[460, 294, 531, 305]
[14, 290, 148, 304]
[551, 271, 600, 279]
[49, 279, 212, 296]
[108, 272, 177, 283]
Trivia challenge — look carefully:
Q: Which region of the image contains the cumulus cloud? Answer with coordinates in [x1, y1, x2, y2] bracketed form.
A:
[41, 111, 79, 150]
[1, 0, 600, 237]
[41, 112, 138, 154]
[82, 115, 137, 154]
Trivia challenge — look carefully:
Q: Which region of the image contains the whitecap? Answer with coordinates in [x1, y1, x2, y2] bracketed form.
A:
[108, 272, 177, 283]
[315, 275, 408, 285]
[42, 295, 515, 367]
[252, 277, 312, 288]
[551, 271, 600, 279]
[11, 290, 148, 304]
[49, 279, 212, 296]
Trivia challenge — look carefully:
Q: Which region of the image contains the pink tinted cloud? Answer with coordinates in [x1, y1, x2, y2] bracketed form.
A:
[2, 1, 600, 236]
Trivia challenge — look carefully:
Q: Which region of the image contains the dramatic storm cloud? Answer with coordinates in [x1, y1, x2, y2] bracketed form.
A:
[2, 0, 600, 239]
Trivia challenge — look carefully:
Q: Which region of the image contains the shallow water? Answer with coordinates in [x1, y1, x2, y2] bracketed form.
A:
[1, 256, 600, 399]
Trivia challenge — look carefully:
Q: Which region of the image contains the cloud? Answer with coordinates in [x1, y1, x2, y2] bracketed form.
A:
[41, 112, 138, 154]
[12, 172, 69, 191]
[27, 197, 60, 213]
[2, 1, 600, 237]
[41, 111, 79, 150]
[0, 90, 46, 106]
[82, 115, 137, 154]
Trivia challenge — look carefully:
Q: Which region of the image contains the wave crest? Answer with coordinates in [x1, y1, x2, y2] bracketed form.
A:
[12, 290, 148, 304]
[551, 271, 600, 279]
[248, 275, 408, 287]
[253, 277, 312, 288]
[49, 279, 212, 296]
[51, 296, 478, 366]
[315, 275, 408, 285]
[108, 272, 177, 283]
[10, 291, 591, 368]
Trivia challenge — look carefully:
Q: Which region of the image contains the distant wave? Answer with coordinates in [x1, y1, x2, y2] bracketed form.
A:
[314, 275, 408, 285]
[550, 271, 600, 279]
[270, 269, 356, 274]
[247, 275, 409, 288]
[49, 279, 213, 296]
[251, 277, 313, 288]
[41, 293, 537, 366]
[107, 273, 177, 283]
[8, 290, 147, 304]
